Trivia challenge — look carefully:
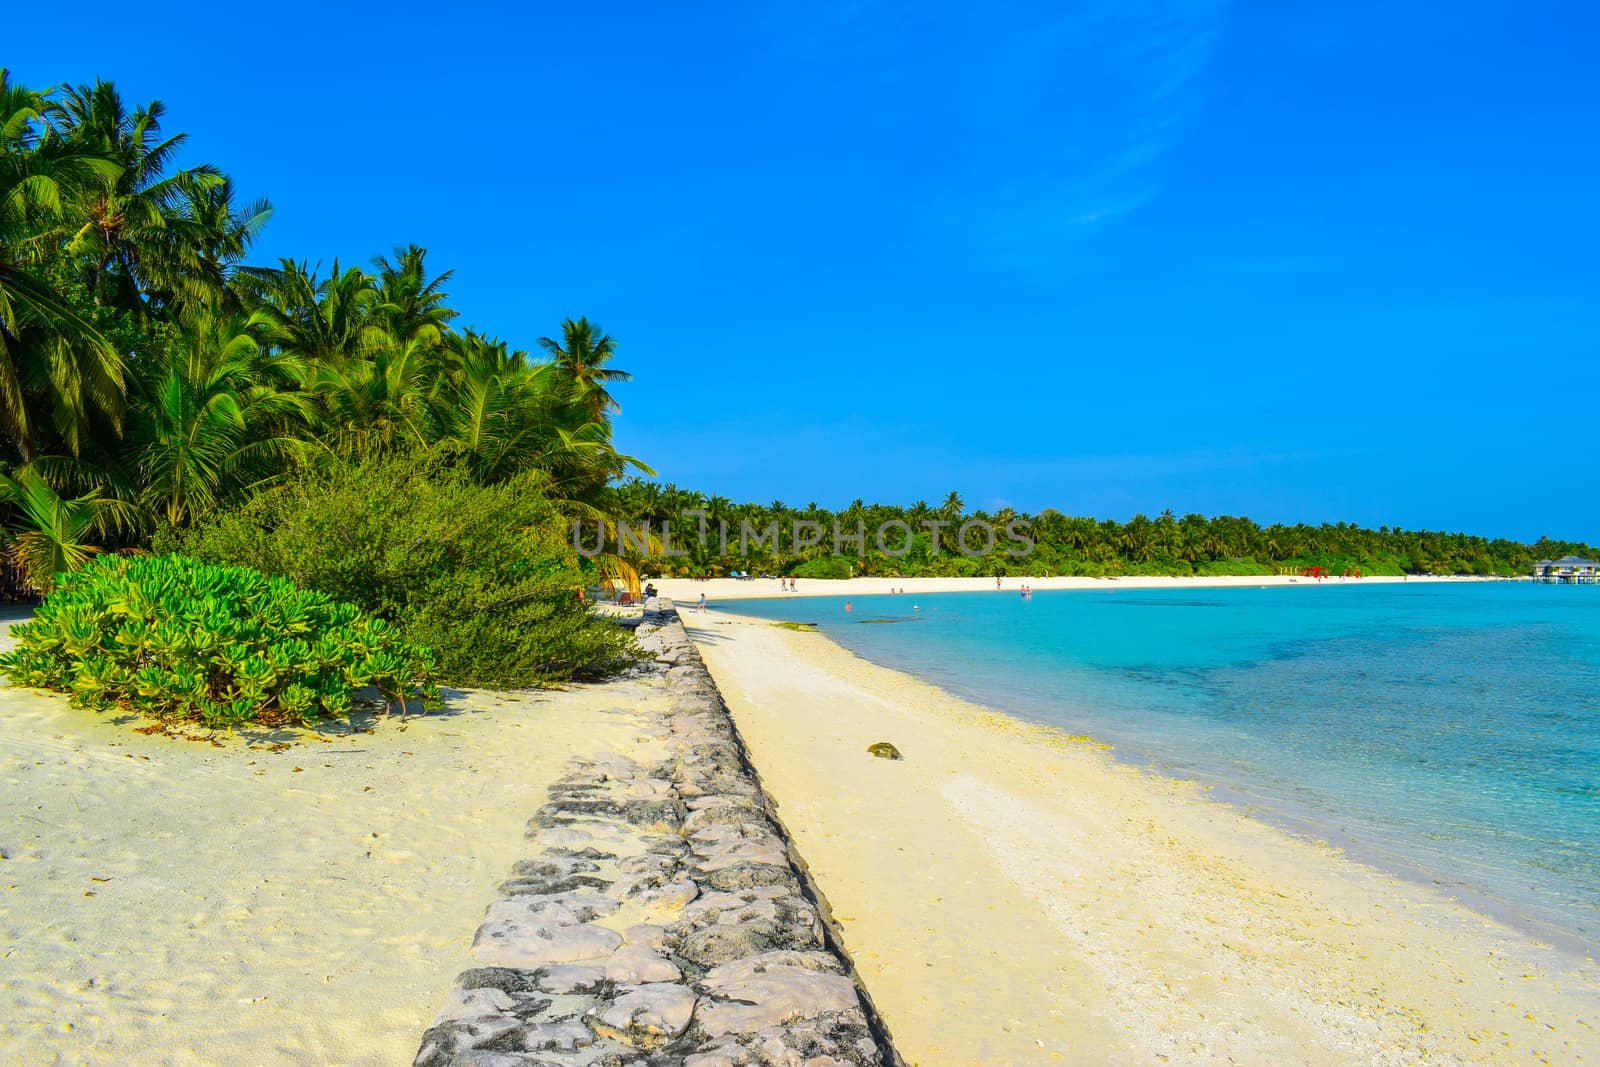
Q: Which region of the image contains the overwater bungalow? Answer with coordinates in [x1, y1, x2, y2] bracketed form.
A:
[1531, 556, 1600, 583]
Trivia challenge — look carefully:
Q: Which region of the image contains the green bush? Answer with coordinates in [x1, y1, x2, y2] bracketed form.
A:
[172, 452, 635, 688]
[0, 554, 438, 728]
[790, 556, 856, 580]
[1195, 557, 1274, 577]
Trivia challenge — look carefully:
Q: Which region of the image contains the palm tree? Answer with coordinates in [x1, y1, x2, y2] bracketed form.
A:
[431, 327, 656, 594]
[373, 244, 455, 347]
[0, 467, 137, 591]
[428, 332, 555, 480]
[126, 311, 309, 525]
[301, 335, 434, 459]
[537, 317, 631, 418]
[49, 79, 222, 315]
[0, 70, 127, 458]
[179, 176, 273, 312]
[428, 330, 654, 489]
[254, 258, 390, 367]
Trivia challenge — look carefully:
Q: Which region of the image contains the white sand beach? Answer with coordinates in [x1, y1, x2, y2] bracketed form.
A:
[654, 572, 1485, 603]
[682, 607, 1599, 1066]
[0, 611, 662, 1066]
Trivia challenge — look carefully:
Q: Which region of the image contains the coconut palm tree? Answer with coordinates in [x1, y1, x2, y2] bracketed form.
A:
[373, 244, 455, 347]
[427, 332, 554, 480]
[253, 258, 390, 367]
[126, 311, 310, 526]
[537, 316, 631, 418]
[300, 335, 435, 458]
[178, 176, 273, 313]
[0, 467, 137, 591]
[49, 79, 222, 315]
[0, 70, 127, 458]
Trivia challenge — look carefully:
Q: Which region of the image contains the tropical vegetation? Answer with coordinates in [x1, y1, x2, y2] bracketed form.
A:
[172, 452, 635, 687]
[608, 486, 1598, 579]
[0, 69, 655, 700]
[0, 68, 645, 591]
[0, 554, 437, 728]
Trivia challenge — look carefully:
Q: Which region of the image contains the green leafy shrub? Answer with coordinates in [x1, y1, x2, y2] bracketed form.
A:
[171, 452, 636, 688]
[0, 554, 439, 728]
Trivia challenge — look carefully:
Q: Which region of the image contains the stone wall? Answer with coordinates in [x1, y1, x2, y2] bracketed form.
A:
[414, 602, 896, 1066]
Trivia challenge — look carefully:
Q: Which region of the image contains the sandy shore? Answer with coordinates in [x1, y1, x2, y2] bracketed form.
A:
[654, 572, 1488, 602]
[0, 610, 662, 1066]
[682, 607, 1598, 1065]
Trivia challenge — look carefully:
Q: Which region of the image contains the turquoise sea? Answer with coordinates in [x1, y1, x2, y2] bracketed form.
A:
[716, 583, 1600, 951]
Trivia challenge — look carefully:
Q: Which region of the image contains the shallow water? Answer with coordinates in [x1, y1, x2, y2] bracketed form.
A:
[718, 582, 1600, 946]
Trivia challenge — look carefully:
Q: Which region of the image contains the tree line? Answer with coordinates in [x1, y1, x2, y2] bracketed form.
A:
[609, 485, 1596, 578]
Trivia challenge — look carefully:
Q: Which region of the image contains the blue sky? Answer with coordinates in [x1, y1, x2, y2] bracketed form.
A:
[15, 1, 1599, 540]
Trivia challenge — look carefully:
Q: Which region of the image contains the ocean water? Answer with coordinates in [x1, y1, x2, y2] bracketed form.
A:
[715, 582, 1600, 949]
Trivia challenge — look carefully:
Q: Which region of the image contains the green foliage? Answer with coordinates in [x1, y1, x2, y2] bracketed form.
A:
[126, 308, 310, 526]
[1, 69, 649, 607]
[0, 468, 138, 592]
[0, 553, 438, 728]
[173, 451, 636, 688]
[1194, 557, 1273, 577]
[790, 556, 856, 580]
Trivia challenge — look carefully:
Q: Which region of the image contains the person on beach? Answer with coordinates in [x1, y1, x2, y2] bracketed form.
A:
[697, 593, 707, 612]
[996, 576, 1002, 590]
